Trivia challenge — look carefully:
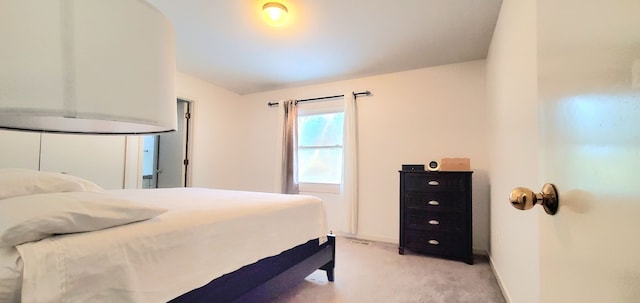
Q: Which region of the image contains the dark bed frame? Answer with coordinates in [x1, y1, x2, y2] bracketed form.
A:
[169, 234, 336, 303]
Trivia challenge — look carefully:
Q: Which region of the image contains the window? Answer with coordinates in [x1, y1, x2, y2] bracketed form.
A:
[297, 111, 344, 190]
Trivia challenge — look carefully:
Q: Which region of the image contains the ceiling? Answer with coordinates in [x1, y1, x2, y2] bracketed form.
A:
[147, 0, 503, 95]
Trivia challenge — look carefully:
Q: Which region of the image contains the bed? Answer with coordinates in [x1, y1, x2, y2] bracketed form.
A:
[0, 168, 335, 302]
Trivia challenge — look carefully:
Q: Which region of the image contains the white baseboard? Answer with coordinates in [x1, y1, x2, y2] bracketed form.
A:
[333, 232, 490, 257]
[489, 254, 512, 303]
[331, 231, 397, 245]
[473, 248, 488, 256]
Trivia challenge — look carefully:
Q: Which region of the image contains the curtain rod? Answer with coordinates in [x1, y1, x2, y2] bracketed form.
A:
[267, 90, 371, 107]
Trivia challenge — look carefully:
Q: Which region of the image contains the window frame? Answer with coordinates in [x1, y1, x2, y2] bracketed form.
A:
[296, 105, 344, 194]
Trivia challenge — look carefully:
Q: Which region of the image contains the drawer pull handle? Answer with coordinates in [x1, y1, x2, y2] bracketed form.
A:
[428, 220, 440, 225]
[428, 200, 439, 206]
[428, 180, 439, 186]
[428, 240, 440, 245]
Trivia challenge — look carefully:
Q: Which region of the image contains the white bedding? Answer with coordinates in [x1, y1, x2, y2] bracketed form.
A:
[7, 188, 327, 303]
[0, 248, 21, 303]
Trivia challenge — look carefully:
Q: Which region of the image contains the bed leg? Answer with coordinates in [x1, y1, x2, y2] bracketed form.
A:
[321, 234, 336, 282]
[326, 268, 335, 282]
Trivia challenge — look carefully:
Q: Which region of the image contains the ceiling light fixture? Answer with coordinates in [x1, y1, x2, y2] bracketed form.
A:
[262, 2, 288, 26]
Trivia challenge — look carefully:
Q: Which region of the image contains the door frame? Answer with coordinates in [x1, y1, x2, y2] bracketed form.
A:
[139, 98, 193, 188]
[179, 98, 193, 187]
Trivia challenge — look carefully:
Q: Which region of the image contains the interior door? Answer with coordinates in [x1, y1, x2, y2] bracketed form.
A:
[156, 100, 190, 188]
[538, 1, 640, 301]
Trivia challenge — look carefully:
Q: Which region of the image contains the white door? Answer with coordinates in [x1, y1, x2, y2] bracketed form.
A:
[538, 1, 640, 301]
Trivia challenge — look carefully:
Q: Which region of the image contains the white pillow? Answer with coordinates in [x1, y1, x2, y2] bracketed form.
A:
[0, 168, 103, 200]
[0, 191, 167, 247]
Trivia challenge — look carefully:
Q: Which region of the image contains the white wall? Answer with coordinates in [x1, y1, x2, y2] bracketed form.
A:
[485, 0, 540, 302]
[238, 61, 491, 250]
[0, 130, 40, 169]
[173, 71, 244, 189]
[39, 134, 127, 189]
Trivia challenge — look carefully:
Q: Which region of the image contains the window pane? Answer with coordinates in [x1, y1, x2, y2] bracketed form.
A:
[298, 147, 343, 184]
[298, 113, 344, 147]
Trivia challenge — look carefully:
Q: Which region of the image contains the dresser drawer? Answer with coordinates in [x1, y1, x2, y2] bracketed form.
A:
[403, 230, 465, 256]
[404, 191, 466, 212]
[405, 211, 463, 232]
[403, 173, 469, 191]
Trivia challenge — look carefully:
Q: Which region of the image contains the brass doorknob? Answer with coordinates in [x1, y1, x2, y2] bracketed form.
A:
[509, 183, 559, 215]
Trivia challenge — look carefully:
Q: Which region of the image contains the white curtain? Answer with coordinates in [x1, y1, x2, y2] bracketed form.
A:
[281, 100, 299, 194]
[342, 93, 359, 234]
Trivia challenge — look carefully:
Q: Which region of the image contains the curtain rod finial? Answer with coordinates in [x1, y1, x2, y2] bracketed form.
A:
[352, 90, 372, 97]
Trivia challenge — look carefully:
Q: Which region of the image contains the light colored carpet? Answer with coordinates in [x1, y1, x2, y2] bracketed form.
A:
[269, 237, 506, 303]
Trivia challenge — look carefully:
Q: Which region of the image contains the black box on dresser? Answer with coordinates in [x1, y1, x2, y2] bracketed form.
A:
[398, 170, 473, 264]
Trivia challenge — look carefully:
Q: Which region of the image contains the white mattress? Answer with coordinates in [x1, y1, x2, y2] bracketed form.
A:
[8, 188, 327, 303]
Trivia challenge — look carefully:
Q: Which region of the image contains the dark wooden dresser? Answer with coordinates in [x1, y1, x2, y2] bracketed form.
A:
[398, 170, 473, 264]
